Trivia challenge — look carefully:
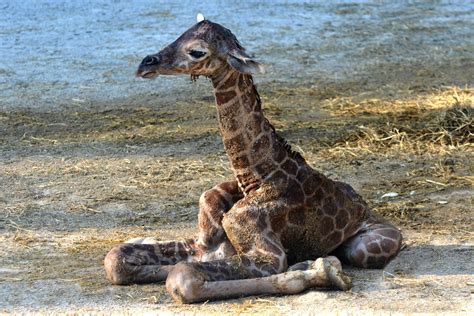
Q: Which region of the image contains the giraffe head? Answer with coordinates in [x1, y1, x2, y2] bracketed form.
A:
[136, 16, 264, 79]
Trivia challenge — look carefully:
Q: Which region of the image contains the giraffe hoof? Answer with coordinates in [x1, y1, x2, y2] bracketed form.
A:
[166, 262, 205, 304]
[314, 257, 352, 291]
[104, 245, 135, 285]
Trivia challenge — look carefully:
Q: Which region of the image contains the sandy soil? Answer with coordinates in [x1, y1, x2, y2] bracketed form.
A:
[1, 1, 473, 315]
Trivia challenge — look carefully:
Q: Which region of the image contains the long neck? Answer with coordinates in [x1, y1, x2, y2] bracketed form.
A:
[211, 67, 301, 194]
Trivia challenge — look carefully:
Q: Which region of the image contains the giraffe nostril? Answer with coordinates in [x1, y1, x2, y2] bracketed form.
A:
[142, 56, 158, 66]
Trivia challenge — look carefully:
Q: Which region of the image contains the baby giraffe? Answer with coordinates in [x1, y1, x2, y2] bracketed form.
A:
[104, 16, 402, 303]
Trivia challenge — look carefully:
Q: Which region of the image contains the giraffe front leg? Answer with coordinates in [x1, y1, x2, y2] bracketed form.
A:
[104, 239, 197, 285]
[104, 181, 242, 285]
[196, 180, 243, 261]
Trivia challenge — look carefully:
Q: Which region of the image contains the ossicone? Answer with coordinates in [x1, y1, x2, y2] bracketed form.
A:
[197, 13, 205, 22]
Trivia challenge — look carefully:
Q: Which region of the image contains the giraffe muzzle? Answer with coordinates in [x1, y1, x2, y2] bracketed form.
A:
[136, 55, 160, 78]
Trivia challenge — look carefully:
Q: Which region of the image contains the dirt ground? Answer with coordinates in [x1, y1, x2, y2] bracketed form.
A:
[1, 3, 474, 315]
[1, 77, 473, 314]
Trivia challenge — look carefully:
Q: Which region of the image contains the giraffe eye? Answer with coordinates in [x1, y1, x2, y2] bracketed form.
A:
[188, 49, 206, 59]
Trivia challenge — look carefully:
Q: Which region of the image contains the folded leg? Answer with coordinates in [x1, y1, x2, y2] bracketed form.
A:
[104, 239, 197, 284]
[333, 217, 403, 268]
[197, 180, 243, 261]
[166, 200, 351, 303]
[104, 181, 243, 284]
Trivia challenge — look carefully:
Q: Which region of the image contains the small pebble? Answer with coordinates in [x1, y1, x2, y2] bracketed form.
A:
[381, 192, 399, 198]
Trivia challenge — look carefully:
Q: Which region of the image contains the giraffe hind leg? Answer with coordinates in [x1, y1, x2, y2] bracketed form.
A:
[104, 239, 196, 285]
[333, 218, 403, 268]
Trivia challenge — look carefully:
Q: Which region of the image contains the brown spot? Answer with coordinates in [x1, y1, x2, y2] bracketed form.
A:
[326, 231, 342, 245]
[273, 141, 287, 163]
[266, 170, 289, 187]
[323, 197, 338, 215]
[121, 245, 134, 256]
[335, 196, 345, 209]
[315, 207, 324, 217]
[257, 213, 267, 231]
[284, 180, 305, 204]
[288, 208, 305, 226]
[218, 72, 239, 90]
[254, 159, 276, 177]
[281, 158, 298, 174]
[241, 90, 257, 111]
[303, 175, 321, 195]
[162, 244, 175, 257]
[313, 188, 325, 202]
[238, 74, 254, 91]
[320, 216, 334, 236]
[296, 168, 309, 183]
[215, 90, 236, 104]
[381, 238, 396, 252]
[224, 134, 247, 154]
[245, 113, 263, 136]
[250, 135, 270, 157]
[377, 256, 389, 267]
[177, 249, 189, 259]
[177, 243, 191, 259]
[350, 199, 366, 219]
[220, 115, 241, 132]
[143, 245, 161, 263]
[378, 228, 401, 241]
[335, 209, 349, 230]
[324, 181, 335, 195]
[271, 214, 288, 231]
[366, 242, 382, 254]
[231, 154, 250, 169]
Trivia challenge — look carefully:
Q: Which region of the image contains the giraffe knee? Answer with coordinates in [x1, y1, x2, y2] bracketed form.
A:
[166, 262, 205, 303]
[104, 244, 135, 285]
[221, 206, 257, 249]
[346, 227, 403, 269]
[374, 228, 403, 267]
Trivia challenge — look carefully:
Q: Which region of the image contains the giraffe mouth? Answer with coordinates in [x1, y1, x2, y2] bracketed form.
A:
[139, 71, 159, 79]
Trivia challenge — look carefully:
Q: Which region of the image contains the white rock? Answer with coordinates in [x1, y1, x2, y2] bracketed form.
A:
[381, 192, 399, 198]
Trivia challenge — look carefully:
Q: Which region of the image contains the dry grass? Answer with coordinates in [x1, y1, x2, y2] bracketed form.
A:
[325, 87, 473, 153]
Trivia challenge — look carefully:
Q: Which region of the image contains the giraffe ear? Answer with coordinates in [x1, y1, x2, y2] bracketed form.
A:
[227, 49, 265, 74]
